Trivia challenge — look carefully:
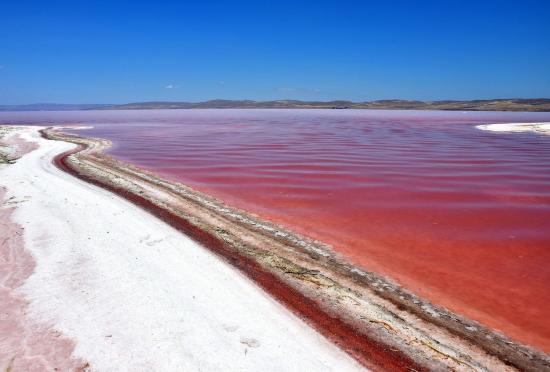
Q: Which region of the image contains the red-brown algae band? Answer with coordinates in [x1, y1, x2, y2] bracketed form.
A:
[42, 126, 550, 372]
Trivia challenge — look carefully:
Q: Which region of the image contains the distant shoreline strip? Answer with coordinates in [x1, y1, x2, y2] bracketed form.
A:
[2, 98, 550, 112]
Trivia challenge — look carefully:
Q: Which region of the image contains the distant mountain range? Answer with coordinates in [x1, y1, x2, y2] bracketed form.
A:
[1, 99, 549, 112]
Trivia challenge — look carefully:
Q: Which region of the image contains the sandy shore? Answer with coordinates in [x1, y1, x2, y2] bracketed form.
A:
[2, 125, 549, 371]
[0, 126, 361, 371]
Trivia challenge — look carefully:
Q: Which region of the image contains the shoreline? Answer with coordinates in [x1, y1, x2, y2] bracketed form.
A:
[49, 131, 418, 371]
[1, 124, 549, 371]
[0, 126, 362, 371]
[41, 126, 550, 371]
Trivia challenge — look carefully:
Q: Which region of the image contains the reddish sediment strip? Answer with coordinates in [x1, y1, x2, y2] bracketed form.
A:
[0, 134, 88, 371]
[43, 128, 550, 371]
[52, 145, 418, 371]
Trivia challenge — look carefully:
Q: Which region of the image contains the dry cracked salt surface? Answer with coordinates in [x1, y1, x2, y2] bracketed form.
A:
[0, 126, 362, 371]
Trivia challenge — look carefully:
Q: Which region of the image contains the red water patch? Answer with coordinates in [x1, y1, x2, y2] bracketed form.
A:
[0, 188, 87, 370]
[6, 109, 550, 352]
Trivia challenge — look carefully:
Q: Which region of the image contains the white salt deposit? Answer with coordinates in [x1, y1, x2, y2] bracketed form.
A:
[0, 126, 361, 371]
[476, 122, 550, 135]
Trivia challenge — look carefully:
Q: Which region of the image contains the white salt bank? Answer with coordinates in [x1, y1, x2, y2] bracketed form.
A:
[476, 122, 550, 135]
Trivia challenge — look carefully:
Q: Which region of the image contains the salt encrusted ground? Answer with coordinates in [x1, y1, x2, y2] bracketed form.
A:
[476, 122, 550, 135]
[0, 126, 361, 371]
[0, 129, 88, 371]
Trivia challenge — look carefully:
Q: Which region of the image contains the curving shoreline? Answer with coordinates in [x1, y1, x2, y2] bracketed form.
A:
[0, 126, 362, 371]
[48, 131, 417, 371]
[41, 126, 550, 371]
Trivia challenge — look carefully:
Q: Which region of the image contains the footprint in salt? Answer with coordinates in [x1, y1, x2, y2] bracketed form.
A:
[222, 324, 239, 333]
[240, 337, 261, 348]
[139, 234, 165, 246]
[146, 238, 164, 246]
[139, 234, 151, 244]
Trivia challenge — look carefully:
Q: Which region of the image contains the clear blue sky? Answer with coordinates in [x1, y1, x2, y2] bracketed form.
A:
[1, 0, 549, 104]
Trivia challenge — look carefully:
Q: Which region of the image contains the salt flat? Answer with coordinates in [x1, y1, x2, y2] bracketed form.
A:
[0, 126, 361, 371]
[476, 122, 550, 135]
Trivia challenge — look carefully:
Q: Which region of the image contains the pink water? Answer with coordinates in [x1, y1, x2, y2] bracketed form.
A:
[3, 109, 550, 352]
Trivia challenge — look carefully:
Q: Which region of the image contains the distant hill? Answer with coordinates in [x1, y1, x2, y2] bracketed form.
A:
[106, 99, 550, 111]
[1, 99, 549, 112]
[0, 103, 109, 111]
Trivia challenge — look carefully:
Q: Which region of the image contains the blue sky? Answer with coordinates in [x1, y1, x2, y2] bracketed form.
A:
[1, 0, 549, 104]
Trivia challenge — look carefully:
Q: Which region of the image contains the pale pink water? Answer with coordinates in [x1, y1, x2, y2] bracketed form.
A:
[2, 109, 550, 351]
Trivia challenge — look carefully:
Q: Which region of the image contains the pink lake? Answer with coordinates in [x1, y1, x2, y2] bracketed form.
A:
[2, 108, 550, 352]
